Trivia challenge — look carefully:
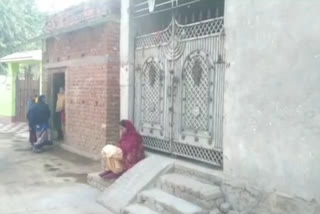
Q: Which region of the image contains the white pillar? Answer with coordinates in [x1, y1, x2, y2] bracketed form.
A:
[120, 0, 135, 120]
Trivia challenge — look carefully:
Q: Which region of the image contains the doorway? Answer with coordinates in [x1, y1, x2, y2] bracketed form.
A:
[52, 71, 65, 140]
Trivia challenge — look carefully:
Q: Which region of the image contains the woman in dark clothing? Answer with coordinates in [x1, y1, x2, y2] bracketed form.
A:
[27, 96, 37, 146]
[27, 95, 38, 145]
[27, 95, 52, 152]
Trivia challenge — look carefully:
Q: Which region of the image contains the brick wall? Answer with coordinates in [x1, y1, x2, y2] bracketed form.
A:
[104, 22, 120, 146]
[45, 0, 120, 34]
[43, 13, 120, 156]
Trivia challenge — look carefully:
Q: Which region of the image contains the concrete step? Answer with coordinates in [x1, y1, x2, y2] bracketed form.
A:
[123, 204, 160, 214]
[159, 173, 223, 209]
[87, 172, 114, 191]
[138, 188, 207, 214]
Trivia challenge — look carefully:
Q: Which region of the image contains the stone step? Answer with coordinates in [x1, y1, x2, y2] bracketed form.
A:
[138, 188, 207, 214]
[87, 172, 114, 191]
[123, 204, 160, 214]
[159, 173, 223, 209]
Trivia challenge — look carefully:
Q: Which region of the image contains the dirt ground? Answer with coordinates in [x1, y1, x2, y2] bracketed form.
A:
[0, 130, 112, 214]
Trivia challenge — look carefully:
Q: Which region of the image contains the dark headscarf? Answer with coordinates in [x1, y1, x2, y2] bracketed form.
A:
[27, 95, 50, 126]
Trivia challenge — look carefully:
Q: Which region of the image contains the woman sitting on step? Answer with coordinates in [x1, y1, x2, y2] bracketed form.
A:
[99, 120, 145, 179]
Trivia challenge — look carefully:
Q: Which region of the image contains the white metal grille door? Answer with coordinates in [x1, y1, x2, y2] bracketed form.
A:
[133, 0, 225, 166]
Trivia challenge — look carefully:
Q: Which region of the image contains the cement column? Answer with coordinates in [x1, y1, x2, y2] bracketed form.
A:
[120, 0, 135, 120]
[10, 63, 19, 119]
[39, 61, 43, 94]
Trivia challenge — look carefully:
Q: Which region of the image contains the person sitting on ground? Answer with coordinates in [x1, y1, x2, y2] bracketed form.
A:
[99, 120, 145, 179]
[28, 95, 52, 152]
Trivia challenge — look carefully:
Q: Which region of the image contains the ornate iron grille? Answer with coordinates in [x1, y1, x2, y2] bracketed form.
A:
[143, 136, 171, 152]
[177, 17, 224, 41]
[136, 17, 223, 49]
[134, 12, 225, 167]
[141, 58, 164, 125]
[182, 51, 211, 131]
[136, 24, 172, 48]
[173, 141, 223, 165]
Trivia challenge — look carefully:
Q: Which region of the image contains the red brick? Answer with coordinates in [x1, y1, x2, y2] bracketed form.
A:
[43, 1, 120, 157]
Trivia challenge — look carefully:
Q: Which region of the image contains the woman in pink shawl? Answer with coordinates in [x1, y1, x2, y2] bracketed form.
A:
[100, 120, 145, 179]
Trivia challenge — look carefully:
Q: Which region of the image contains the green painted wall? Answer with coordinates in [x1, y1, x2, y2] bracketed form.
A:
[0, 63, 16, 117]
[0, 61, 41, 120]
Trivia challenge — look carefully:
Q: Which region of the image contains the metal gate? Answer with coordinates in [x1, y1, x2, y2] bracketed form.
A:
[133, 1, 225, 166]
[16, 65, 40, 122]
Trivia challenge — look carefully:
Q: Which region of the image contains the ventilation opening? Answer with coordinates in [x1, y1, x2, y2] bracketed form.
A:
[134, 0, 224, 35]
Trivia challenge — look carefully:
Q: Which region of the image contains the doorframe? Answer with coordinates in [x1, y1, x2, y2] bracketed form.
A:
[47, 68, 66, 137]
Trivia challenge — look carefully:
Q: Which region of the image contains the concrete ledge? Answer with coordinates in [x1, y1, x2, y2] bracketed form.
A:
[44, 55, 110, 69]
[174, 162, 224, 186]
[87, 172, 114, 191]
[97, 156, 174, 214]
[60, 143, 100, 161]
[145, 151, 224, 185]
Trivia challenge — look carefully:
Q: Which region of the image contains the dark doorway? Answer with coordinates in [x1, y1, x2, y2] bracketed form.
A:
[52, 72, 65, 140]
[15, 64, 40, 122]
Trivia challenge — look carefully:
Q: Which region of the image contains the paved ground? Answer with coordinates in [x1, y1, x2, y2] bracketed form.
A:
[0, 123, 112, 214]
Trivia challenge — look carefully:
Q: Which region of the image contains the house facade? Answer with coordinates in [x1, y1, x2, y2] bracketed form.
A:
[41, 0, 320, 212]
[119, 0, 320, 211]
[42, 0, 121, 159]
[0, 50, 42, 122]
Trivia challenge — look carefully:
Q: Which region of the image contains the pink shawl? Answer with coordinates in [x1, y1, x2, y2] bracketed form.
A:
[119, 120, 145, 171]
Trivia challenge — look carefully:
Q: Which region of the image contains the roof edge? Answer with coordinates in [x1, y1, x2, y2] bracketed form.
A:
[34, 15, 120, 41]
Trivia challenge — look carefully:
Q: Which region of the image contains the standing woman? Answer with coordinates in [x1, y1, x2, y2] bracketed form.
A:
[32, 95, 52, 152]
[56, 87, 65, 140]
[100, 120, 145, 179]
[27, 95, 38, 145]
